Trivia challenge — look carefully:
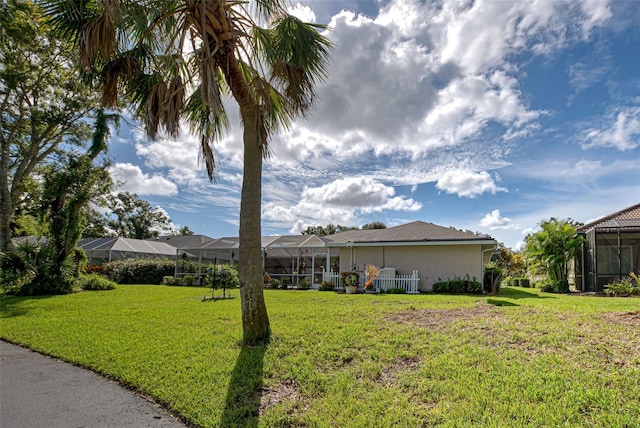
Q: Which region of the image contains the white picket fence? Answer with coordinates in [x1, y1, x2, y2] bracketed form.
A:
[376, 270, 420, 294]
[321, 270, 420, 294]
[322, 271, 344, 291]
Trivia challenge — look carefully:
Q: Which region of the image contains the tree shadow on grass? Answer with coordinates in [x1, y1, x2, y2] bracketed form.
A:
[220, 344, 267, 428]
[487, 299, 519, 307]
[499, 287, 556, 299]
[0, 295, 52, 318]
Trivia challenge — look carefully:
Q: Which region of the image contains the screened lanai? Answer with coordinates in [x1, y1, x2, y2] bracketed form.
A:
[575, 203, 640, 292]
[176, 234, 338, 286]
[78, 237, 178, 264]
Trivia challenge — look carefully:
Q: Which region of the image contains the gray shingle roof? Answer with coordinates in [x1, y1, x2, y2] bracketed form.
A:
[78, 237, 177, 256]
[325, 221, 494, 245]
[145, 234, 216, 249]
[577, 203, 640, 232]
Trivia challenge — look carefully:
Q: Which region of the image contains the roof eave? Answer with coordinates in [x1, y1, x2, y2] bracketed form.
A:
[326, 239, 497, 248]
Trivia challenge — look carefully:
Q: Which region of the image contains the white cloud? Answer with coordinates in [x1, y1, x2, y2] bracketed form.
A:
[436, 170, 507, 198]
[480, 209, 518, 230]
[269, 0, 614, 173]
[513, 158, 637, 189]
[262, 177, 421, 229]
[287, 3, 317, 22]
[582, 107, 640, 151]
[579, 0, 612, 36]
[109, 163, 178, 196]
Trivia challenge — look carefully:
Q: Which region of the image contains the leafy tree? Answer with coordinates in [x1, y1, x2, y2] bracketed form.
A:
[362, 221, 387, 230]
[0, 0, 97, 250]
[178, 225, 195, 236]
[44, 0, 332, 344]
[81, 206, 111, 238]
[301, 224, 358, 236]
[523, 218, 583, 290]
[105, 192, 173, 239]
[41, 109, 115, 263]
[10, 175, 46, 237]
[491, 244, 526, 277]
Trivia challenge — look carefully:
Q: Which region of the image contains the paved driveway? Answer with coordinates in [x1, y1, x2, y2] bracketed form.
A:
[0, 341, 189, 428]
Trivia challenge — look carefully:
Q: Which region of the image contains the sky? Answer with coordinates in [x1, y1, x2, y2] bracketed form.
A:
[107, 0, 640, 249]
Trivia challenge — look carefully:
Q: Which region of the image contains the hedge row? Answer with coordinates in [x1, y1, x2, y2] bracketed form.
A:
[104, 258, 175, 284]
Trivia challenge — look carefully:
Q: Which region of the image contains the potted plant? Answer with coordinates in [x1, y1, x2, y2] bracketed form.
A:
[341, 271, 359, 294]
[364, 264, 380, 294]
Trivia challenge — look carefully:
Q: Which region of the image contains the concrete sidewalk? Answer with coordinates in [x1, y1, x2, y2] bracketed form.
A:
[0, 341, 189, 428]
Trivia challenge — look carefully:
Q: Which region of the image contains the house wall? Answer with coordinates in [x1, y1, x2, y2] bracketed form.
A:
[338, 244, 487, 291]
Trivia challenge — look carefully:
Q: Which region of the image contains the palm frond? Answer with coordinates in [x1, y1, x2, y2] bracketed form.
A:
[100, 48, 142, 107]
[77, 0, 120, 69]
[129, 72, 165, 139]
[40, 0, 92, 42]
[185, 86, 230, 180]
[250, 0, 286, 23]
[163, 74, 185, 138]
[258, 15, 333, 116]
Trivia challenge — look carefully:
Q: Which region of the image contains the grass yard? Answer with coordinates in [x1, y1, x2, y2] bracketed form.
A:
[1, 286, 640, 427]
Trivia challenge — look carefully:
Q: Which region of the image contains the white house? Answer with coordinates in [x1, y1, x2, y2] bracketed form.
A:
[324, 221, 497, 292]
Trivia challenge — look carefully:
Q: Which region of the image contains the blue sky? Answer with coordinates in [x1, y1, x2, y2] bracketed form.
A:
[107, 0, 640, 249]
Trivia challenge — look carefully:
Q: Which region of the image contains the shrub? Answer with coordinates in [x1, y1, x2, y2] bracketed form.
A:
[341, 271, 359, 288]
[181, 275, 194, 286]
[604, 277, 640, 297]
[74, 274, 116, 291]
[298, 278, 311, 289]
[511, 277, 529, 288]
[267, 278, 281, 289]
[557, 279, 569, 293]
[161, 276, 178, 286]
[432, 275, 482, 294]
[203, 264, 239, 290]
[536, 278, 569, 293]
[318, 281, 335, 291]
[281, 276, 290, 288]
[0, 242, 74, 295]
[483, 265, 504, 294]
[540, 282, 557, 293]
[104, 258, 175, 284]
[86, 264, 106, 275]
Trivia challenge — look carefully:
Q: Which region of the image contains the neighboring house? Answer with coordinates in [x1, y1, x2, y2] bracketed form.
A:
[575, 203, 640, 292]
[78, 237, 178, 264]
[177, 234, 337, 286]
[324, 221, 497, 292]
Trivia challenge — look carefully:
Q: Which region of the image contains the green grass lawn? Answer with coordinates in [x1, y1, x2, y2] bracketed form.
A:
[2, 286, 639, 427]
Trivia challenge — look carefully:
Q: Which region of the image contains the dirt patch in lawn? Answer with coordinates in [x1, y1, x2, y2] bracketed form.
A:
[386, 302, 507, 332]
[376, 355, 421, 387]
[259, 379, 306, 416]
[388, 303, 640, 368]
[603, 310, 640, 325]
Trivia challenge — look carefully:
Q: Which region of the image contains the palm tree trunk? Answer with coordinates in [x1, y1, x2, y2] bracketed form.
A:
[222, 55, 271, 345]
[238, 122, 270, 345]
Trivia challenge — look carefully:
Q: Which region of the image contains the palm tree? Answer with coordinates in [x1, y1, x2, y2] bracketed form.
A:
[43, 0, 332, 345]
